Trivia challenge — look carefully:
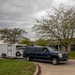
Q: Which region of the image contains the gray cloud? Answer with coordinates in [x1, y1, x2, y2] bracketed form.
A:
[0, 0, 53, 21]
[0, 0, 75, 40]
[71, 0, 75, 2]
[0, 22, 16, 29]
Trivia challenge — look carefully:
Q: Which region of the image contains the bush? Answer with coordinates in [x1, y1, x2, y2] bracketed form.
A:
[68, 52, 75, 59]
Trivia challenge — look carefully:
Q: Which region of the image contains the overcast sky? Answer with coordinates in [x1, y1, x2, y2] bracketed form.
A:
[0, 0, 75, 40]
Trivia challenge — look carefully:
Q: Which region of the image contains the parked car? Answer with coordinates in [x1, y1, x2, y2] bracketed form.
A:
[23, 46, 69, 65]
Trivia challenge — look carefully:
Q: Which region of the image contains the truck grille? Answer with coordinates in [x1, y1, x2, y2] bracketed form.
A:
[63, 54, 68, 58]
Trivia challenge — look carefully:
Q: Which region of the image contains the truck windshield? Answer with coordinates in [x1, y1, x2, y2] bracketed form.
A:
[48, 47, 57, 51]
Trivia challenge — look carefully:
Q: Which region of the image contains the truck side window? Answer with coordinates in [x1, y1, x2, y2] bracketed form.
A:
[25, 47, 29, 51]
[36, 47, 42, 52]
[42, 48, 48, 53]
[29, 47, 35, 52]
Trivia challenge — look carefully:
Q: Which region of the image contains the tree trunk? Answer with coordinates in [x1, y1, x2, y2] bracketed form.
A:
[65, 46, 68, 52]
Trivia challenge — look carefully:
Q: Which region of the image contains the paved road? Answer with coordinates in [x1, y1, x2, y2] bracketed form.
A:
[34, 59, 75, 75]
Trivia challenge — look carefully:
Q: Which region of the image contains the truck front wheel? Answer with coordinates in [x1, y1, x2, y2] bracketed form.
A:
[52, 58, 59, 65]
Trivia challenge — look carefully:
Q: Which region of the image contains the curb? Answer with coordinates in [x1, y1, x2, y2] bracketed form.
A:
[33, 63, 41, 75]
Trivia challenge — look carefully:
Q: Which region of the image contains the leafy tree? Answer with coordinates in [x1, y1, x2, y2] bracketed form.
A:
[35, 38, 49, 46]
[0, 28, 27, 44]
[33, 5, 75, 51]
[19, 38, 32, 46]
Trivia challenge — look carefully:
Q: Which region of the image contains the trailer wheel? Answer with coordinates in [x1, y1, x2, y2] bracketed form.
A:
[16, 51, 21, 56]
[1, 54, 7, 58]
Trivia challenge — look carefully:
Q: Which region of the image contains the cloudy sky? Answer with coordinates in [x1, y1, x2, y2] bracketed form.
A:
[0, 0, 75, 40]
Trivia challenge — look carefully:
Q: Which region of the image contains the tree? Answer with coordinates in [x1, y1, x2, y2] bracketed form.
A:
[0, 28, 27, 44]
[35, 38, 50, 46]
[33, 5, 75, 51]
[19, 38, 32, 46]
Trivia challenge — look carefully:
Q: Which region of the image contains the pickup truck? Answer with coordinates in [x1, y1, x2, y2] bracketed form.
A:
[23, 46, 68, 65]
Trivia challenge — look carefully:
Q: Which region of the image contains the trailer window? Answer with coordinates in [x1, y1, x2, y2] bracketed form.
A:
[16, 45, 26, 50]
[8, 45, 12, 50]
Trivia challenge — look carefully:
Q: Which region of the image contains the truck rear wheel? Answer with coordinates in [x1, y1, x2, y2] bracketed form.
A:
[52, 58, 58, 65]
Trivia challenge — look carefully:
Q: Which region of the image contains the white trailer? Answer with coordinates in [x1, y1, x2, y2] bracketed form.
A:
[0, 44, 26, 58]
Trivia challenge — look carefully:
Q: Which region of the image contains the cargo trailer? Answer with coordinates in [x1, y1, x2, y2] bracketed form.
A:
[0, 44, 26, 58]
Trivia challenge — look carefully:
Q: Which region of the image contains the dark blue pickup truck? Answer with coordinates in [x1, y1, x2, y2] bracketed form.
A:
[23, 46, 69, 65]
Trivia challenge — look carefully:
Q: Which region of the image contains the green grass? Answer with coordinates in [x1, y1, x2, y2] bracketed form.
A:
[0, 59, 35, 75]
[68, 52, 75, 59]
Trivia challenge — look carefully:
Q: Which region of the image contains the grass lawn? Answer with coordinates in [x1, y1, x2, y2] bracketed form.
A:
[0, 59, 36, 75]
[68, 52, 75, 59]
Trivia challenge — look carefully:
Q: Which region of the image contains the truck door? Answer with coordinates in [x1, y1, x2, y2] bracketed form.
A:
[36, 47, 42, 59]
[41, 48, 50, 60]
[29, 47, 36, 58]
[7, 45, 12, 57]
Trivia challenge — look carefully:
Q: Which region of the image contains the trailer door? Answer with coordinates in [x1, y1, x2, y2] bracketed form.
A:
[7, 45, 12, 57]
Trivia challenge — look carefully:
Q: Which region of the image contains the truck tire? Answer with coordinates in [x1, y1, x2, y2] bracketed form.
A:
[16, 51, 21, 56]
[52, 58, 59, 65]
[26, 56, 30, 61]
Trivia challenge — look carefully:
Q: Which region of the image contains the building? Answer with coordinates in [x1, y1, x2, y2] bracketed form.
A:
[49, 39, 75, 52]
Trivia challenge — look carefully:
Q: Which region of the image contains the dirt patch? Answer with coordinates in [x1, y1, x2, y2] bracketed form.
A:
[36, 64, 41, 75]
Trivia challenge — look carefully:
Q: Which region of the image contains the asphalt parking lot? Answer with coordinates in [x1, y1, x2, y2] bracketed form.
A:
[34, 59, 75, 75]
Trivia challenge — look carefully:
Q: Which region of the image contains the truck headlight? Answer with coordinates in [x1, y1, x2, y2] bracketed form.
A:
[58, 54, 62, 58]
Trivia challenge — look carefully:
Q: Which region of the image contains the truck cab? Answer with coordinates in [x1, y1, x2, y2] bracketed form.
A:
[23, 46, 68, 65]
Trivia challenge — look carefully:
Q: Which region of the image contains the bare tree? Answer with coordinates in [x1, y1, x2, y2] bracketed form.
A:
[33, 5, 75, 51]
